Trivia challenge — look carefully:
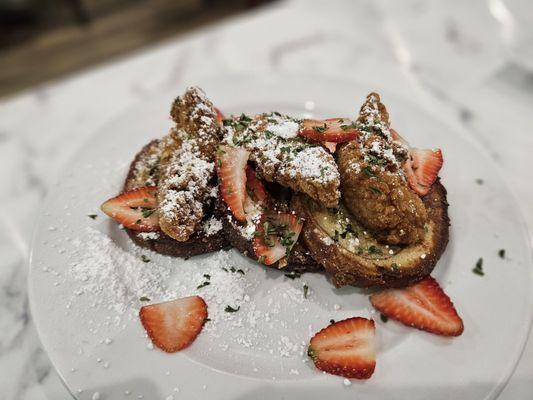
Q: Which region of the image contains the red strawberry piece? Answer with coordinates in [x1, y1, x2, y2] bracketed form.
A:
[216, 145, 250, 222]
[214, 107, 225, 125]
[100, 186, 159, 231]
[252, 212, 303, 266]
[323, 141, 337, 153]
[370, 276, 464, 336]
[404, 148, 443, 196]
[390, 128, 410, 147]
[299, 118, 359, 143]
[139, 295, 208, 353]
[308, 317, 376, 379]
[245, 165, 269, 204]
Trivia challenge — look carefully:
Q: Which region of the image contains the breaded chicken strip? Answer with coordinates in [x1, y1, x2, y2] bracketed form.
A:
[157, 87, 220, 241]
[222, 113, 340, 208]
[337, 93, 427, 245]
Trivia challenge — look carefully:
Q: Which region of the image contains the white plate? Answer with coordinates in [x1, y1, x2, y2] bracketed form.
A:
[29, 74, 533, 400]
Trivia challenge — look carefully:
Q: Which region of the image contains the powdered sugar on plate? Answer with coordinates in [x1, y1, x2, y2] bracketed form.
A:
[62, 227, 323, 368]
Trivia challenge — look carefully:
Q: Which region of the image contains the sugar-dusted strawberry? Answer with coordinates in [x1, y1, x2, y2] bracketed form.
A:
[404, 148, 443, 196]
[253, 211, 303, 266]
[370, 276, 463, 336]
[216, 145, 250, 222]
[299, 118, 359, 143]
[100, 186, 159, 231]
[139, 295, 208, 353]
[308, 317, 376, 379]
[245, 165, 269, 204]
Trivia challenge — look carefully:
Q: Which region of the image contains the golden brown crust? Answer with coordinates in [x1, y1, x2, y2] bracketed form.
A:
[292, 180, 449, 288]
[123, 139, 228, 258]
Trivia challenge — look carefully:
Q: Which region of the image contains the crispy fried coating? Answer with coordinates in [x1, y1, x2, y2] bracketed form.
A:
[157, 87, 220, 241]
[336, 93, 427, 245]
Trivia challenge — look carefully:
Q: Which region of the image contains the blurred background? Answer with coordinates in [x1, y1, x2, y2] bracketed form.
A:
[0, 0, 274, 97]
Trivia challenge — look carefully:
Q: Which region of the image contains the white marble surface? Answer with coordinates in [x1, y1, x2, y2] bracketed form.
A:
[0, 0, 531, 398]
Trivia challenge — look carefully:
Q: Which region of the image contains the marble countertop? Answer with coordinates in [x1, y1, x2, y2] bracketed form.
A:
[1, 0, 531, 398]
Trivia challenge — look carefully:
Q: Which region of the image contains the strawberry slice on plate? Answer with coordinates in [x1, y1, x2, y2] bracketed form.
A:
[216, 145, 250, 222]
[370, 276, 464, 336]
[404, 148, 443, 196]
[100, 186, 159, 231]
[140, 295, 208, 353]
[308, 317, 376, 379]
[299, 118, 359, 143]
[253, 212, 303, 266]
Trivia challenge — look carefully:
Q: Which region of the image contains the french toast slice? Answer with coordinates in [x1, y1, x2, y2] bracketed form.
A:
[123, 139, 228, 257]
[292, 180, 449, 288]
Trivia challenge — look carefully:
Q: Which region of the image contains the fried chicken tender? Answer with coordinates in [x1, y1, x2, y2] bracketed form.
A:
[337, 93, 427, 245]
[157, 87, 220, 241]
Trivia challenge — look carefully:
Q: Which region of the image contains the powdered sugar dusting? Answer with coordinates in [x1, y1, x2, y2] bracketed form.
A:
[61, 228, 328, 371]
[202, 216, 223, 237]
[70, 227, 172, 315]
[265, 114, 299, 139]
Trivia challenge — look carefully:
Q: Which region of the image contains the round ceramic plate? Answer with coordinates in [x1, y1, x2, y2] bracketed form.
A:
[29, 74, 533, 400]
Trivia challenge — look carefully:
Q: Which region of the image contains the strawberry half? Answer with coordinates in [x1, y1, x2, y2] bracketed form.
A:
[216, 145, 250, 222]
[370, 276, 464, 336]
[253, 212, 303, 266]
[299, 118, 359, 143]
[308, 317, 376, 379]
[139, 295, 208, 353]
[404, 148, 443, 196]
[100, 186, 159, 231]
[245, 165, 269, 204]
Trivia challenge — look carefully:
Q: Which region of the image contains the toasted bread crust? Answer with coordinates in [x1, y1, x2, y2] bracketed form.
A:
[123, 139, 228, 258]
[293, 180, 449, 288]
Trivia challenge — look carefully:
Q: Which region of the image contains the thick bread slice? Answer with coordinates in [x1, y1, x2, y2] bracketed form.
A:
[123, 139, 228, 258]
[292, 180, 449, 288]
[218, 197, 322, 274]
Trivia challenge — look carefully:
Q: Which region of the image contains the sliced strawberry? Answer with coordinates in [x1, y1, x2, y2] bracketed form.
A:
[245, 165, 268, 204]
[139, 295, 208, 353]
[404, 148, 443, 196]
[216, 145, 250, 222]
[390, 128, 410, 147]
[308, 317, 376, 379]
[214, 107, 225, 125]
[252, 212, 303, 266]
[100, 186, 159, 231]
[370, 276, 463, 336]
[299, 118, 359, 143]
[323, 141, 337, 153]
